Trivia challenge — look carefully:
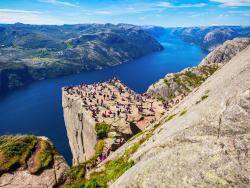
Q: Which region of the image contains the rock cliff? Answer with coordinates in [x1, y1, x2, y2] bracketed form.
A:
[62, 80, 165, 166]
[0, 135, 69, 188]
[201, 38, 250, 65]
[111, 46, 250, 187]
[62, 93, 98, 165]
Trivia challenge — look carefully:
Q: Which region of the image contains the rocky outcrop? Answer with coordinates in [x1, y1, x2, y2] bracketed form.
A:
[62, 80, 165, 166]
[111, 45, 250, 188]
[0, 135, 69, 188]
[147, 64, 220, 101]
[201, 38, 250, 65]
[0, 155, 68, 188]
[62, 93, 97, 165]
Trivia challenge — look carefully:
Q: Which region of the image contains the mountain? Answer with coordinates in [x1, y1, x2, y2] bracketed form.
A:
[0, 23, 163, 93]
[60, 39, 249, 187]
[111, 45, 250, 188]
[171, 26, 250, 51]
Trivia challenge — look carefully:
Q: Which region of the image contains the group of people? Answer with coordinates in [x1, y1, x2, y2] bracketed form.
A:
[64, 78, 164, 125]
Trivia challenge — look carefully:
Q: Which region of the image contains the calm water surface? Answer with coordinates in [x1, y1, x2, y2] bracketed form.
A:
[0, 32, 207, 164]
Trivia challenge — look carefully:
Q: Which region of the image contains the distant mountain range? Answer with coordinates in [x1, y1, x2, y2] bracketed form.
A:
[0, 23, 163, 92]
[170, 26, 250, 51]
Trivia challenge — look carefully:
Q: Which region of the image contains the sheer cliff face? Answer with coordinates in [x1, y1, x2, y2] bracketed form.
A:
[110, 46, 250, 188]
[62, 92, 97, 165]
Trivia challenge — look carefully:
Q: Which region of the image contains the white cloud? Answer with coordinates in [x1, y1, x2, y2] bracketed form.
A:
[0, 9, 64, 24]
[95, 11, 112, 15]
[0, 9, 41, 14]
[157, 2, 207, 8]
[157, 2, 173, 8]
[210, 0, 250, 6]
[38, 0, 80, 7]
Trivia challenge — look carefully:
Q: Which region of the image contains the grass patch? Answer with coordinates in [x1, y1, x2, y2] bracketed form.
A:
[164, 114, 177, 123]
[179, 109, 187, 116]
[67, 163, 86, 182]
[201, 94, 209, 100]
[66, 131, 153, 187]
[95, 140, 104, 156]
[95, 123, 111, 139]
[196, 94, 209, 104]
[28, 139, 54, 174]
[157, 95, 166, 102]
[0, 135, 38, 174]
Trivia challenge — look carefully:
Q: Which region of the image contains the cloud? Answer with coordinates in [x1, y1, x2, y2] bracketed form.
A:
[210, 0, 250, 6]
[157, 2, 207, 8]
[38, 0, 80, 7]
[95, 11, 112, 15]
[0, 9, 41, 14]
[0, 9, 64, 24]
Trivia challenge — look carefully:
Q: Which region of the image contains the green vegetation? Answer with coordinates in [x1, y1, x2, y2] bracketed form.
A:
[164, 114, 177, 123]
[0, 135, 38, 174]
[29, 139, 54, 174]
[95, 140, 104, 156]
[67, 163, 86, 182]
[157, 95, 166, 102]
[84, 156, 134, 188]
[66, 131, 153, 188]
[196, 92, 209, 104]
[66, 41, 73, 48]
[95, 123, 111, 139]
[0, 135, 54, 175]
[179, 109, 187, 116]
[199, 65, 219, 76]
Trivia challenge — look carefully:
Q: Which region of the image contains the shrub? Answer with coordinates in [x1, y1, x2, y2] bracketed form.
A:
[95, 140, 104, 156]
[67, 163, 86, 181]
[95, 123, 111, 139]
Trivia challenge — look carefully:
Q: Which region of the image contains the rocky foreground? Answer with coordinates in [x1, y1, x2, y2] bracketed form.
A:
[0, 135, 69, 188]
[111, 42, 250, 188]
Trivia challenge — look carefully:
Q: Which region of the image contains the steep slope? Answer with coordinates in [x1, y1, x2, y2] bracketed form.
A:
[0, 23, 163, 93]
[111, 46, 250, 187]
[201, 38, 250, 65]
[148, 38, 249, 101]
[172, 26, 250, 51]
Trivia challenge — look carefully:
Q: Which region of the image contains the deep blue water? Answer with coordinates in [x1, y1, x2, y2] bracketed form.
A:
[0, 32, 207, 165]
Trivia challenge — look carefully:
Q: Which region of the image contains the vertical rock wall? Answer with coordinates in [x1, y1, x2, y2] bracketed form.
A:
[62, 91, 97, 165]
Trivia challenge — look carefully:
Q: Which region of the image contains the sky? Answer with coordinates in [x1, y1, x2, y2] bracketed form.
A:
[0, 0, 250, 27]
